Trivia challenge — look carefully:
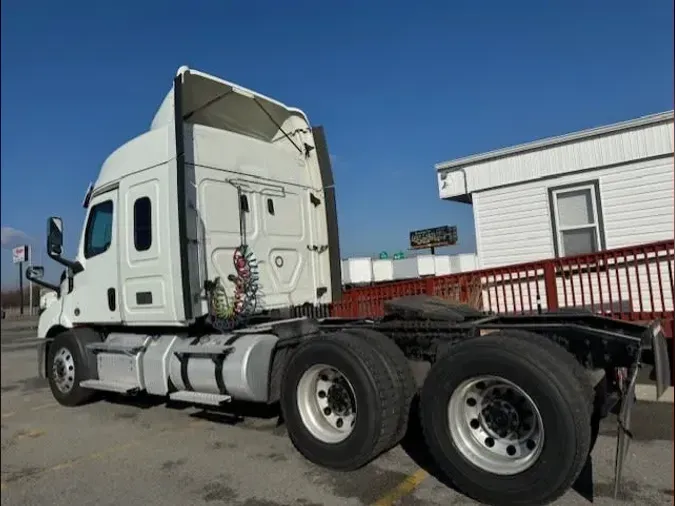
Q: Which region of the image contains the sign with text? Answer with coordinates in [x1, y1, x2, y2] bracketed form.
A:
[12, 245, 29, 264]
[409, 226, 458, 250]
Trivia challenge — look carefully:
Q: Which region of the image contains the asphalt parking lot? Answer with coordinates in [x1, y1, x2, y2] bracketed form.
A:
[1, 320, 673, 506]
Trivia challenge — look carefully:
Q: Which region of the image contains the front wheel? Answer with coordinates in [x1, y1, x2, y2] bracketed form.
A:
[419, 331, 593, 506]
[47, 329, 101, 407]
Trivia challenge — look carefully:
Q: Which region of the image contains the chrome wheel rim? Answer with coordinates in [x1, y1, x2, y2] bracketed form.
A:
[448, 375, 544, 475]
[296, 364, 357, 444]
[52, 347, 76, 394]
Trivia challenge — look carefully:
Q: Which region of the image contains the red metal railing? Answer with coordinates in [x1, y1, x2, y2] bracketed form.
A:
[330, 240, 675, 338]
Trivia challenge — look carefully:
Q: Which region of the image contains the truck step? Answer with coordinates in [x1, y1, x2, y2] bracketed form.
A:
[80, 379, 141, 394]
[87, 342, 146, 354]
[168, 391, 232, 406]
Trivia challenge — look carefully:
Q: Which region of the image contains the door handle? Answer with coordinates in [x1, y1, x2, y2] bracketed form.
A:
[107, 288, 116, 311]
[307, 244, 329, 254]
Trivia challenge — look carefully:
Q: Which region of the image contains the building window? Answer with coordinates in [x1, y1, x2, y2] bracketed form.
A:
[84, 200, 114, 259]
[134, 197, 152, 251]
[550, 182, 605, 257]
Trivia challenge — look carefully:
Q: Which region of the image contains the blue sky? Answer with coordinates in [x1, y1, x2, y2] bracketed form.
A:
[1, 0, 673, 288]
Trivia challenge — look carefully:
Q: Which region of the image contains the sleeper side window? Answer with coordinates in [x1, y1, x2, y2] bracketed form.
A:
[133, 196, 152, 251]
[240, 194, 250, 213]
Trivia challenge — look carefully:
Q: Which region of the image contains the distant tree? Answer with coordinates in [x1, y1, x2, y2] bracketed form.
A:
[0, 286, 42, 308]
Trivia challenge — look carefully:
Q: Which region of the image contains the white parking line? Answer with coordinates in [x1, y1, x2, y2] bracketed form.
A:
[1, 338, 43, 349]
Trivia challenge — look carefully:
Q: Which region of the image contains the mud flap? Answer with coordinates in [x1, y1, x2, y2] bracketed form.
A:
[613, 321, 672, 499]
[612, 365, 637, 499]
[648, 322, 671, 399]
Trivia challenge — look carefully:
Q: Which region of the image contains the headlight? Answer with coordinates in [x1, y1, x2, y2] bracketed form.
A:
[39, 292, 57, 311]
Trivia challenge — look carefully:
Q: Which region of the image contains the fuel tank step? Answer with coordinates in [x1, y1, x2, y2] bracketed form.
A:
[87, 342, 146, 354]
[168, 391, 232, 406]
[80, 379, 141, 394]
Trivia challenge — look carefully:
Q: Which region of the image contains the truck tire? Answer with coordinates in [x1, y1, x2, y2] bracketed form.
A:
[280, 332, 400, 471]
[419, 330, 593, 506]
[47, 328, 102, 407]
[342, 327, 417, 447]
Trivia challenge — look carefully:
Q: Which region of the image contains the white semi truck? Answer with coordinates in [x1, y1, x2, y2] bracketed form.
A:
[27, 66, 670, 506]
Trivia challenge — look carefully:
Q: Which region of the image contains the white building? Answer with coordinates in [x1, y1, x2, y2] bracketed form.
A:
[436, 110, 674, 269]
[435, 110, 674, 314]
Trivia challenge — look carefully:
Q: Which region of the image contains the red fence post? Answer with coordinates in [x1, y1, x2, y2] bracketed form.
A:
[543, 262, 559, 311]
[425, 277, 435, 296]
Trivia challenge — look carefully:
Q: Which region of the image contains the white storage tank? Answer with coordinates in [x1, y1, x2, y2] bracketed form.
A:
[450, 253, 479, 273]
[392, 257, 419, 281]
[341, 257, 373, 285]
[416, 255, 436, 277]
[372, 259, 394, 282]
[433, 255, 452, 276]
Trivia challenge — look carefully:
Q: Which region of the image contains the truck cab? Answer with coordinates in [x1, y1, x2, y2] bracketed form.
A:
[30, 66, 342, 336]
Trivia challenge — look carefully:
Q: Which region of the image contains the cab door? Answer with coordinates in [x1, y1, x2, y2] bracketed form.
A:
[69, 189, 121, 324]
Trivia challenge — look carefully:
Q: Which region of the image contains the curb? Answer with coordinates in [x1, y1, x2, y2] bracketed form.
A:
[1, 325, 38, 332]
[635, 384, 674, 404]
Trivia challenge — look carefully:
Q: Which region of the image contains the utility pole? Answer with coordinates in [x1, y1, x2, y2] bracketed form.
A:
[28, 247, 33, 316]
[19, 259, 24, 315]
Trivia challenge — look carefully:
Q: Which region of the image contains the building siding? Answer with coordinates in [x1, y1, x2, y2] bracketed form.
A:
[474, 155, 674, 269]
[439, 116, 674, 200]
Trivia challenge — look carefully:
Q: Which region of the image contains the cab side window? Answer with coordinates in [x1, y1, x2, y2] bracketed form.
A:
[84, 200, 114, 259]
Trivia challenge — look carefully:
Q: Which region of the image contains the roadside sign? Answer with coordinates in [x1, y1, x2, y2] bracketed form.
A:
[12, 244, 31, 316]
[12, 245, 29, 264]
[409, 225, 458, 250]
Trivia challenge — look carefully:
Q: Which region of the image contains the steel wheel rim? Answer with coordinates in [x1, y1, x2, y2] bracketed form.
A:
[52, 347, 76, 394]
[296, 364, 357, 444]
[448, 375, 545, 475]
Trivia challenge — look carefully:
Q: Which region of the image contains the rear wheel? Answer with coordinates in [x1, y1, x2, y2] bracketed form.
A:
[342, 327, 417, 447]
[419, 331, 592, 506]
[280, 332, 400, 470]
[447, 375, 545, 476]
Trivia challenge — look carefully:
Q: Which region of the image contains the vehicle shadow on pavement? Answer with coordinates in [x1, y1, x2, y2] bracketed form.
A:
[103, 393, 283, 426]
[399, 395, 461, 493]
[98, 390, 600, 503]
[186, 400, 283, 429]
[102, 392, 167, 409]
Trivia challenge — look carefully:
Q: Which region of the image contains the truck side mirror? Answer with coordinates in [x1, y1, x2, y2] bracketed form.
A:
[47, 217, 64, 257]
[26, 266, 45, 280]
[25, 264, 60, 293]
